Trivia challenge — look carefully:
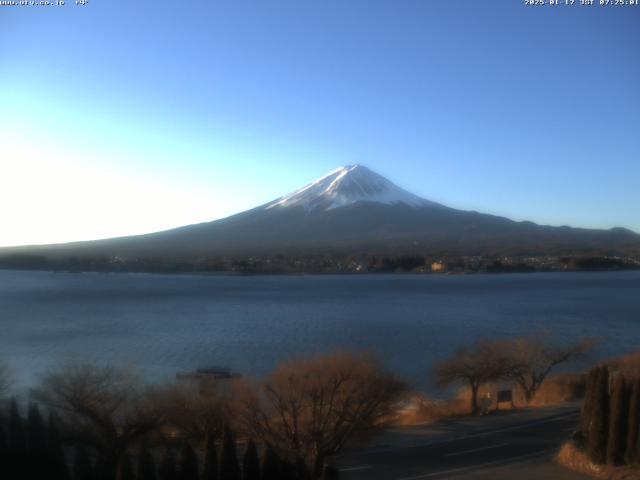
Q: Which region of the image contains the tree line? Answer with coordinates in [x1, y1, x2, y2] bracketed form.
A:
[0, 353, 401, 480]
[0, 399, 341, 480]
[3, 253, 636, 275]
[0, 335, 593, 479]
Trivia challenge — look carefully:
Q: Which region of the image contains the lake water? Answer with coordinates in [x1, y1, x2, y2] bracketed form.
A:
[1, 269, 639, 392]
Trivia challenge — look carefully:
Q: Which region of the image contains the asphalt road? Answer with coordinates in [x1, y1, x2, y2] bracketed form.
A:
[329, 404, 590, 480]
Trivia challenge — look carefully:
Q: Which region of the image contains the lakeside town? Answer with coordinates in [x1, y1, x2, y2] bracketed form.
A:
[1, 253, 638, 275]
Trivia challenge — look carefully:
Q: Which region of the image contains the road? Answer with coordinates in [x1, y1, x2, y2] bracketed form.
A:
[329, 403, 590, 480]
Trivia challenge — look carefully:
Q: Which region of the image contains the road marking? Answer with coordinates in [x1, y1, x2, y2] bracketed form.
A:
[394, 448, 556, 480]
[340, 465, 372, 472]
[443, 442, 509, 457]
[445, 448, 560, 479]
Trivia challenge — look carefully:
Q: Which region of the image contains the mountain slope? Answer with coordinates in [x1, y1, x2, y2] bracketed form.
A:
[1, 165, 639, 262]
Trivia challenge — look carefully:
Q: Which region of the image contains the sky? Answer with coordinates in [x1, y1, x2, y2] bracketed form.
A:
[0, 0, 639, 247]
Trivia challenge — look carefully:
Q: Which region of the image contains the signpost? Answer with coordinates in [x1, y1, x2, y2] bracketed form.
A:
[496, 389, 514, 410]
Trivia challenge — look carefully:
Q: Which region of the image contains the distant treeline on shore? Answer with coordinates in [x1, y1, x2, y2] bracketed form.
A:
[0, 252, 638, 275]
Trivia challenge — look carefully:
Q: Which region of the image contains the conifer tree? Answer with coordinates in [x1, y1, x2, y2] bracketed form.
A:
[0, 425, 9, 479]
[27, 404, 46, 450]
[241, 439, 260, 480]
[47, 413, 70, 480]
[179, 442, 199, 480]
[607, 375, 628, 465]
[294, 458, 312, 480]
[74, 445, 95, 480]
[117, 453, 135, 480]
[201, 432, 218, 480]
[261, 445, 280, 480]
[580, 367, 598, 437]
[322, 465, 340, 480]
[9, 399, 27, 479]
[279, 460, 296, 480]
[9, 398, 26, 455]
[219, 427, 240, 480]
[625, 379, 640, 465]
[28, 403, 47, 480]
[588, 365, 609, 464]
[95, 455, 117, 480]
[137, 445, 157, 480]
[159, 448, 178, 480]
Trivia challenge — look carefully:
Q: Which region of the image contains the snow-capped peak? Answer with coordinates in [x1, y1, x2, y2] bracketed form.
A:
[265, 165, 438, 212]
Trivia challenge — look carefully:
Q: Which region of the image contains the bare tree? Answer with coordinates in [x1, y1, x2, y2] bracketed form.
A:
[434, 340, 509, 415]
[235, 352, 407, 478]
[503, 335, 594, 403]
[151, 383, 229, 443]
[32, 363, 164, 479]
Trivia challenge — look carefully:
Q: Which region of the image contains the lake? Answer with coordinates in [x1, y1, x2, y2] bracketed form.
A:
[1, 269, 639, 392]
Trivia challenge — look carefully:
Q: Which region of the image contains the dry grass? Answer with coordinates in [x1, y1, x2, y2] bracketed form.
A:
[556, 441, 607, 478]
[556, 441, 640, 480]
[395, 374, 586, 426]
[529, 373, 586, 406]
[396, 385, 511, 426]
[395, 393, 468, 425]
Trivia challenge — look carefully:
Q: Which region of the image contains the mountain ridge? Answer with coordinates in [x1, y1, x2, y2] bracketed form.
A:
[1, 166, 639, 267]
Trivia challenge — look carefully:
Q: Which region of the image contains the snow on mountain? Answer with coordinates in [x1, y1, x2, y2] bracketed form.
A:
[265, 165, 440, 212]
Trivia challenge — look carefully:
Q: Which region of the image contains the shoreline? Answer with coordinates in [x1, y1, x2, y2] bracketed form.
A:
[1, 265, 639, 278]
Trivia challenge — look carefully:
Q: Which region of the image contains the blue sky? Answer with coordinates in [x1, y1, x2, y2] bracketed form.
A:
[1, 0, 638, 246]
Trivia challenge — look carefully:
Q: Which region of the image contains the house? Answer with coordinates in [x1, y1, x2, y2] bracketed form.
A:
[431, 261, 446, 273]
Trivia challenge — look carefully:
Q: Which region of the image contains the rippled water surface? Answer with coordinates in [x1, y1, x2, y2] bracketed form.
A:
[1, 270, 639, 390]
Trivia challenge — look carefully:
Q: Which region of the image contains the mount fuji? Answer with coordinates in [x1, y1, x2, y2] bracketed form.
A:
[2, 165, 639, 265]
